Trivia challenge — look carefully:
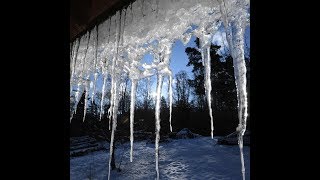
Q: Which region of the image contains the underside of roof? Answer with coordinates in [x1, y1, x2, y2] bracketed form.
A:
[70, 0, 135, 42]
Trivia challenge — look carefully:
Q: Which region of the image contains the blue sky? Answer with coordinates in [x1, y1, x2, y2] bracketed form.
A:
[170, 35, 197, 76]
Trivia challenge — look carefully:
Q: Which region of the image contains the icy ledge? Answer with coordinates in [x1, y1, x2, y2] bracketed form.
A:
[70, 0, 249, 179]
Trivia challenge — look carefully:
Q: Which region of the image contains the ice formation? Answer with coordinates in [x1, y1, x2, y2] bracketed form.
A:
[70, 0, 249, 179]
[218, 1, 249, 179]
[168, 75, 173, 132]
[129, 80, 137, 162]
[155, 74, 163, 180]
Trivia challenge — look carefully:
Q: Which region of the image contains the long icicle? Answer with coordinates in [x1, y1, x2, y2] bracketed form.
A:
[73, 82, 82, 115]
[108, 11, 123, 180]
[70, 39, 79, 122]
[129, 79, 137, 162]
[69, 1, 250, 179]
[106, 17, 113, 129]
[219, 1, 249, 179]
[92, 72, 98, 103]
[82, 27, 94, 122]
[108, 79, 119, 180]
[155, 73, 163, 180]
[77, 32, 90, 121]
[83, 90, 88, 122]
[168, 74, 173, 132]
[71, 38, 80, 81]
[109, 10, 122, 130]
[70, 42, 75, 78]
[70, 82, 82, 123]
[92, 25, 99, 103]
[100, 74, 107, 120]
[70, 42, 75, 94]
[71, 33, 90, 122]
[83, 76, 90, 122]
[206, 46, 214, 139]
[108, 79, 114, 130]
[201, 43, 214, 139]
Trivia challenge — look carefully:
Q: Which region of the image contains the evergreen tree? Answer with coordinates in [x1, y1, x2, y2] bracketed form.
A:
[186, 38, 238, 112]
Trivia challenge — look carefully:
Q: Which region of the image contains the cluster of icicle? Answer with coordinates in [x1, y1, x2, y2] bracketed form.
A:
[70, 0, 249, 179]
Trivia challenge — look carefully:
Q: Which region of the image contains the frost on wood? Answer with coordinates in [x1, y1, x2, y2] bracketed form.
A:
[70, 0, 249, 179]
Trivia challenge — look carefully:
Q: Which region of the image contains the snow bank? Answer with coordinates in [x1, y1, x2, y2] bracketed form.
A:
[70, 137, 250, 180]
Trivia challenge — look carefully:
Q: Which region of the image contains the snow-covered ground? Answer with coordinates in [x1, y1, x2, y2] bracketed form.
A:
[70, 136, 250, 180]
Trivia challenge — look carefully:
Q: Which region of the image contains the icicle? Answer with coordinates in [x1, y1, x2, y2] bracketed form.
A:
[91, 73, 98, 103]
[147, 77, 151, 100]
[70, 38, 80, 99]
[198, 31, 214, 139]
[83, 91, 87, 122]
[83, 77, 90, 122]
[238, 133, 245, 180]
[219, 1, 249, 179]
[71, 38, 80, 79]
[70, 42, 75, 76]
[100, 74, 107, 120]
[69, 1, 250, 179]
[155, 73, 163, 180]
[70, 81, 83, 123]
[168, 74, 173, 132]
[70, 113, 74, 123]
[81, 32, 91, 78]
[129, 79, 137, 162]
[91, 25, 99, 103]
[73, 82, 82, 115]
[203, 46, 214, 139]
[89, 80, 94, 100]
[108, 83, 114, 130]
[108, 70, 117, 130]
[108, 79, 120, 180]
[154, 39, 174, 135]
[72, 32, 90, 121]
[70, 42, 75, 94]
[116, 10, 122, 55]
[107, 11, 122, 129]
[80, 30, 94, 122]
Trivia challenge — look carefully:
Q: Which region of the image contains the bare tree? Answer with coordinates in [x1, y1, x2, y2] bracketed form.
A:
[174, 71, 190, 107]
[119, 76, 131, 115]
[137, 77, 155, 110]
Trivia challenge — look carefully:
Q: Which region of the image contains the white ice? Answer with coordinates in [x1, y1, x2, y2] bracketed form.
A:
[70, 0, 250, 179]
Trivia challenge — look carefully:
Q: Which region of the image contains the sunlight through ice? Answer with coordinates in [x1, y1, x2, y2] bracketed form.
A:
[70, 0, 250, 179]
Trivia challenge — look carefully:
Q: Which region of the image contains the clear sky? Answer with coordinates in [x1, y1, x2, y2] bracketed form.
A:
[170, 36, 197, 76]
